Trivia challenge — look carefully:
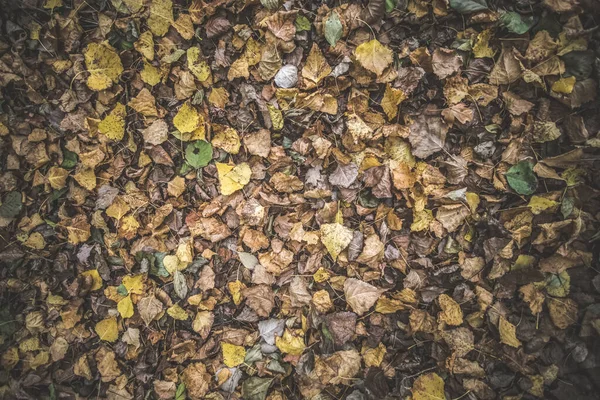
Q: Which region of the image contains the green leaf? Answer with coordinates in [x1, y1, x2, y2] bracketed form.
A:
[385, 0, 397, 12]
[117, 284, 128, 296]
[561, 194, 574, 219]
[0, 191, 23, 218]
[185, 140, 213, 169]
[61, 149, 78, 169]
[500, 11, 535, 35]
[545, 271, 570, 297]
[242, 377, 273, 400]
[449, 0, 488, 14]
[295, 15, 311, 31]
[324, 11, 343, 47]
[175, 383, 186, 400]
[506, 161, 538, 195]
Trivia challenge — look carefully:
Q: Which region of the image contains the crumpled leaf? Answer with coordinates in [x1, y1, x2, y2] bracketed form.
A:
[320, 222, 353, 260]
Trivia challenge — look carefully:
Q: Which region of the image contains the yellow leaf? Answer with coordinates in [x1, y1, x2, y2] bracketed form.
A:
[99, 103, 126, 141]
[73, 167, 96, 191]
[173, 13, 194, 40]
[381, 84, 406, 120]
[173, 102, 201, 134]
[84, 42, 123, 91]
[499, 316, 522, 348]
[122, 275, 144, 294]
[167, 304, 189, 320]
[473, 29, 495, 58]
[147, 0, 173, 37]
[527, 195, 559, 215]
[187, 47, 212, 83]
[81, 269, 103, 291]
[411, 209, 433, 232]
[313, 267, 330, 283]
[438, 294, 463, 326]
[106, 197, 130, 220]
[268, 104, 284, 131]
[216, 162, 252, 196]
[95, 317, 119, 342]
[551, 76, 576, 94]
[47, 166, 69, 189]
[134, 31, 154, 61]
[362, 343, 386, 367]
[375, 297, 406, 314]
[412, 372, 445, 400]
[118, 215, 139, 240]
[117, 295, 134, 319]
[140, 61, 161, 86]
[354, 39, 393, 77]
[22, 232, 45, 250]
[302, 43, 332, 89]
[275, 329, 306, 355]
[163, 254, 187, 275]
[320, 222, 353, 260]
[212, 125, 241, 154]
[43, 0, 63, 8]
[227, 280, 245, 306]
[208, 87, 229, 109]
[222, 343, 246, 367]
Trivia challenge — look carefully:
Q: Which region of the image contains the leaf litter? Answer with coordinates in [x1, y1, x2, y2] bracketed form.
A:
[1, 0, 600, 399]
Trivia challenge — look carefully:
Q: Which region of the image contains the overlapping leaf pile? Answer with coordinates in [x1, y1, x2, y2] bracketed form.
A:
[0, 0, 600, 399]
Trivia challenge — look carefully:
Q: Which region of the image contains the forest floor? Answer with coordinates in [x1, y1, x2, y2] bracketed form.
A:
[1, 0, 600, 399]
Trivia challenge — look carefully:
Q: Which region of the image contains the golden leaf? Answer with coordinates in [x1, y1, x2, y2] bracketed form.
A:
[167, 304, 189, 320]
[499, 316, 522, 347]
[173, 102, 202, 134]
[354, 39, 393, 77]
[187, 47, 212, 83]
[551, 76, 576, 94]
[412, 372, 445, 400]
[134, 31, 154, 61]
[148, 0, 173, 37]
[275, 329, 306, 355]
[95, 317, 119, 342]
[216, 162, 251, 196]
[268, 104, 284, 131]
[222, 343, 246, 367]
[140, 61, 162, 86]
[117, 295, 134, 319]
[81, 269, 103, 291]
[362, 343, 386, 367]
[47, 166, 69, 189]
[320, 222, 353, 260]
[83, 42, 123, 91]
[122, 274, 145, 294]
[381, 84, 407, 120]
[212, 124, 241, 154]
[438, 294, 463, 326]
[99, 103, 126, 141]
[302, 43, 332, 89]
[473, 29, 495, 58]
